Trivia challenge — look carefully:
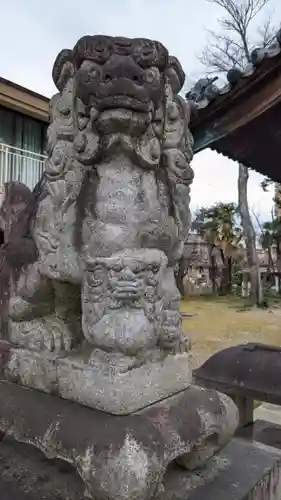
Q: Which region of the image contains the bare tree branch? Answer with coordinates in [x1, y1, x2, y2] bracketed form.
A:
[250, 209, 264, 233]
[199, 0, 276, 75]
[255, 16, 277, 46]
[197, 0, 275, 306]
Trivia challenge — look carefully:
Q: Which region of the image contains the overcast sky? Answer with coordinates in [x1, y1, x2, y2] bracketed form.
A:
[1, 0, 280, 221]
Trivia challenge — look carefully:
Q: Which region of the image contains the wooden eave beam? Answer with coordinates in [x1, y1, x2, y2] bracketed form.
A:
[0, 80, 49, 123]
[192, 67, 281, 154]
[220, 71, 281, 134]
[191, 56, 281, 136]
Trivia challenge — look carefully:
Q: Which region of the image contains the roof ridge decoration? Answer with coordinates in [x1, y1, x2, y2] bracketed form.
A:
[186, 27, 281, 111]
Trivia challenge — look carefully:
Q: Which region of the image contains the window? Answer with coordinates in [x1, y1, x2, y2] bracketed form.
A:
[0, 106, 47, 190]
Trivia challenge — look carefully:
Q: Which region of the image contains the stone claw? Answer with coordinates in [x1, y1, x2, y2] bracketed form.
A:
[41, 318, 81, 352]
[9, 317, 81, 353]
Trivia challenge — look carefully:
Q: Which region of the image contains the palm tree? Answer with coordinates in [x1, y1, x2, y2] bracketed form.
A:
[260, 217, 281, 294]
[198, 0, 275, 305]
[194, 202, 242, 294]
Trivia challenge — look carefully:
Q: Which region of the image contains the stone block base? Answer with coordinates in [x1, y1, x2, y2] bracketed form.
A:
[0, 380, 238, 500]
[1, 343, 193, 414]
[163, 438, 281, 500]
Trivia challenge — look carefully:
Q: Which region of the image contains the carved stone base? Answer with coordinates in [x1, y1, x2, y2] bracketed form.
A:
[2, 343, 193, 414]
[0, 380, 238, 500]
[1, 436, 281, 500]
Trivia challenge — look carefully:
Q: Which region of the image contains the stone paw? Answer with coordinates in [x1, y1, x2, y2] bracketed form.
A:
[40, 318, 81, 352]
[10, 317, 82, 353]
[41, 327, 68, 352]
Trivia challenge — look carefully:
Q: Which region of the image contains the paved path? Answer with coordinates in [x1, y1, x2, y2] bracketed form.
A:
[254, 403, 281, 425]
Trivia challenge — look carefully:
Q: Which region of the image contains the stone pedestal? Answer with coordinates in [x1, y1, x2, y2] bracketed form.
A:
[1, 343, 193, 415]
[0, 380, 238, 500]
[1, 421, 281, 500]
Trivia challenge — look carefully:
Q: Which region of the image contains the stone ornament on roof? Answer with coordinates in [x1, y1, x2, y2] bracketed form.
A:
[186, 27, 281, 111]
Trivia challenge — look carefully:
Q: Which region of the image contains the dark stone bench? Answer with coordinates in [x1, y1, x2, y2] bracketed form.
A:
[193, 343, 281, 428]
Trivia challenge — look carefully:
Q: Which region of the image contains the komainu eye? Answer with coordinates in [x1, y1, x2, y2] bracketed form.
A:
[152, 263, 160, 273]
[112, 264, 122, 273]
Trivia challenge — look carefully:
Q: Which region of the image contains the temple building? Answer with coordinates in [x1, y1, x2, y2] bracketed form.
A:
[185, 29, 281, 291]
[0, 76, 49, 202]
[188, 29, 281, 181]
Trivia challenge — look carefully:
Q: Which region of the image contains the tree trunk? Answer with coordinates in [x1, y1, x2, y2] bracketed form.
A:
[267, 246, 275, 274]
[276, 242, 281, 295]
[238, 163, 264, 305]
[207, 244, 217, 292]
[241, 270, 250, 297]
[210, 254, 217, 292]
[227, 257, 232, 293]
[266, 245, 278, 293]
[262, 244, 276, 292]
[219, 249, 229, 295]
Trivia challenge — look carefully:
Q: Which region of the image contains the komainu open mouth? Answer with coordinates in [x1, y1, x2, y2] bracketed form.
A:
[98, 94, 150, 113]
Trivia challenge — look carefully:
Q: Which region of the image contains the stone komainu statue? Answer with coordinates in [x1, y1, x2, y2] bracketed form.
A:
[1, 35, 194, 365]
[0, 36, 239, 500]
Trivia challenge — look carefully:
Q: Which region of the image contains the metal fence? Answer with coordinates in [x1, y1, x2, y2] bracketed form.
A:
[0, 142, 46, 191]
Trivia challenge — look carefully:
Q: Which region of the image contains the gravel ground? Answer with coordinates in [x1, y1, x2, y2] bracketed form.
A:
[0, 437, 84, 500]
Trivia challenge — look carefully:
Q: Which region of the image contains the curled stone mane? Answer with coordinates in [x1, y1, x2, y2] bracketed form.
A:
[32, 173, 48, 209]
[52, 48, 74, 92]
[72, 34, 169, 70]
[165, 56, 185, 93]
[74, 168, 99, 252]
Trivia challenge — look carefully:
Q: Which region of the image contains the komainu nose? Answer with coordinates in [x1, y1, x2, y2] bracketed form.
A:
[119, 267, 136, 281]
[102, 55, 143, 84]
